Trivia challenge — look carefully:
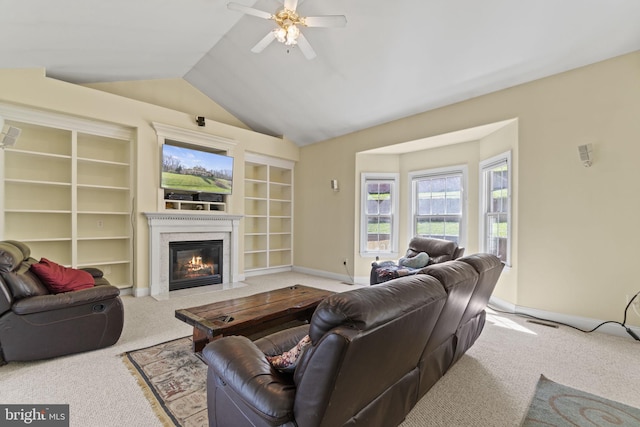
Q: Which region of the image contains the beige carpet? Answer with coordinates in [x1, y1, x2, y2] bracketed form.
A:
[0, 271, 639, 427]
[124, 339, 640, 427]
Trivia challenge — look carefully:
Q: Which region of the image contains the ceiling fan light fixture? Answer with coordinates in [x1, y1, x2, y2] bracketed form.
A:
[274, 27, 287, 43]
[228, 1, 345, 59]
[285, 25, 300, 45]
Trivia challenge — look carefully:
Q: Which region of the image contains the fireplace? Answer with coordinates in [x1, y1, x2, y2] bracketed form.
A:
[144, 212, 243, 298]
[169, 240, 223, 291]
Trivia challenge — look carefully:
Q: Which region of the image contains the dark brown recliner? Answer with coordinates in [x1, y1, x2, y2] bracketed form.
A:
[0, 240, 124, 364]
[370, 236, 465, 285]
[203, 276, 449, 427]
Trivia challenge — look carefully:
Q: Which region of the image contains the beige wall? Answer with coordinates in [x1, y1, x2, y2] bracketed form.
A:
[84, 78, 250, 131]
[295, 51, 640, 325]
[0, 68, 299, 292]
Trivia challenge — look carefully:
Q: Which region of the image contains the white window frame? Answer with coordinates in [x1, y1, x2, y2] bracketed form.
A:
[360, 173, 399, 257]
[408, 165, 467, 246]
[479, 151, 512, 266]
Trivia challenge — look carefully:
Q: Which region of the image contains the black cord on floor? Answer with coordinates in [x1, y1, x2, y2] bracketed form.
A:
[342, 261, 355, 285]
[487, 290, 640, 341]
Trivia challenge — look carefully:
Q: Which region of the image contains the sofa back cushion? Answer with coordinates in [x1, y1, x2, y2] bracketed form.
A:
[295, 277, 447, 427]
[457, 254, 504, 325]
[407, 237, 458, 264]
[0, 241, 50, 300]
[0, 241, 25, 273]
[1, 261, 50, 300]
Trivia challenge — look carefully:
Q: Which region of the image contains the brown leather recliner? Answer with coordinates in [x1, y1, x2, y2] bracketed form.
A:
[204, 276, 449, 427]
[0, 240, 124, 364]
[370, 236, 465, 285]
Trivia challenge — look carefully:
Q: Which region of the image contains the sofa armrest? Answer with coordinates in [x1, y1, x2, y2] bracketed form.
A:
[11, 285, 121, 315]
[80, 267, 104, 279]
[203, 336, 296, 423]
[254, 324, 310, 357]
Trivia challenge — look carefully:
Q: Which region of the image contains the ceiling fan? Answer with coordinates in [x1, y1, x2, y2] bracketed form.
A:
[227, 0, 347, 59]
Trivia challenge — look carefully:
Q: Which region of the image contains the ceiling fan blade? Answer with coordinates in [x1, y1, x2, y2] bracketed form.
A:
[283, 0, 298, 11]
[251, 31, 277, 53]
[296, 32, 316, 60]
[227, 2, 273, 20]
[303, 15, 347, 28]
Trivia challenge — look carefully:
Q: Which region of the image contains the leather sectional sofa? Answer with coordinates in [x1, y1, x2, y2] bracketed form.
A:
[202, 253, 504, 427]
[0, 240, 124, 364]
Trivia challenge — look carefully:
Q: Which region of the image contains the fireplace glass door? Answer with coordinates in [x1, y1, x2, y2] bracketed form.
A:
[169, 240, 223, 291]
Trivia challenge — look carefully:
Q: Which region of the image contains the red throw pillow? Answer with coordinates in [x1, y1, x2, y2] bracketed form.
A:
[30, 258, 95, 294]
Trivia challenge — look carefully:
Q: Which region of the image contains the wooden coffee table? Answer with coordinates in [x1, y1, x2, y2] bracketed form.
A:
[175, 285, 333, 352]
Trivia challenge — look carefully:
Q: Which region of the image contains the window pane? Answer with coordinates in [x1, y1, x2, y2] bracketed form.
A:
[483, 158, 509, 264]
[363, 176, 396, 253]
[486, 214, 507, 262]
[367, 216, 391, 251]
[416, 216, 460, 244]
[367, 182, 392, 215]
[413, 172, 463, 242]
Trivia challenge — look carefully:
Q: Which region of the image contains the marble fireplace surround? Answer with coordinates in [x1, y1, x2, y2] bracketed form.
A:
[144, 212, 243, 297]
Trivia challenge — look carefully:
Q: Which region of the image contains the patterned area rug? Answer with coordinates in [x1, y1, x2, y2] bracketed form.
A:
[522, 375, 640, 426]
[122, 337, 208, 427]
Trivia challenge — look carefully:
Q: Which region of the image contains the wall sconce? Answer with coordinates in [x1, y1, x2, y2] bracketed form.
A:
[578, 143, 593, 167]
[330, 179, 339, 192]
[0, 117, 21, 149]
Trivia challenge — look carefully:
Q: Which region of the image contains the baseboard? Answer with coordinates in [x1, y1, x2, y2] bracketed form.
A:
[244, 266, 292, 278]
[133, 287, 150, 297]
[292, 265, 368, 286]
[489, 296, 640, 341]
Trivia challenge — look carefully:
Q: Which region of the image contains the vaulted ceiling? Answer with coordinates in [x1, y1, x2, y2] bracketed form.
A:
[2, 0, 640, 145]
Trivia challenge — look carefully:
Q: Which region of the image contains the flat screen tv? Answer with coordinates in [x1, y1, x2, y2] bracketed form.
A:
[161, 144, 234, 195]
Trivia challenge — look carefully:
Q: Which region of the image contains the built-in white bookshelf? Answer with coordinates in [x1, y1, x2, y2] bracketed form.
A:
[0, 103, 134, 289]
[244, 153, 294, 274]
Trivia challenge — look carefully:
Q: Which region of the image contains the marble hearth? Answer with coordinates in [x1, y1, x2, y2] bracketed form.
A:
[144, 212, 243, 297]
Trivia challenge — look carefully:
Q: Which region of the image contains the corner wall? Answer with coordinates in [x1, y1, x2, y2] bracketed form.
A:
[295, 51, 640, 325]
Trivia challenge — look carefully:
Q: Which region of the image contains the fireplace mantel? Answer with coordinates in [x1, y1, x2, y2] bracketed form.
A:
[144, 212, 243, 297]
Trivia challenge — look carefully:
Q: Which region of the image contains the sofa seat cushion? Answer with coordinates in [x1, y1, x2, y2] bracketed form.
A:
[30, 258, 95, 294]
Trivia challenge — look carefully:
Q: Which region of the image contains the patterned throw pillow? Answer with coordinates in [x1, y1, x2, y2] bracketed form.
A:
[267, 335, 312, 373]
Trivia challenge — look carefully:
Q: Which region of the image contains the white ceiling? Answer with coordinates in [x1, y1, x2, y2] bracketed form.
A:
[2, 0, 640, 146]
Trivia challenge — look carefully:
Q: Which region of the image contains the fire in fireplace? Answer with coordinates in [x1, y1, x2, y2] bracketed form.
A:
[169, 240, 223, 291]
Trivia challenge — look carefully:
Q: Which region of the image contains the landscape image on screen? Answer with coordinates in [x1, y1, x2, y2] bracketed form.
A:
[161, 144, 233, 194]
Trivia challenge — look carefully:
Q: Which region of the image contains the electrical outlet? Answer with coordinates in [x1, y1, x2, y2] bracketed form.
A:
[626, 294, 640, 317]
[103, 266, 112, 275]
[97, 220, 104, 228]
